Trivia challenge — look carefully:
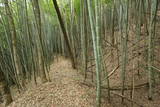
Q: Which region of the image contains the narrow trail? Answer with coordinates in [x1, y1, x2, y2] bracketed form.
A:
[8, 57, 160, 107]
[8, 57, 109, 107]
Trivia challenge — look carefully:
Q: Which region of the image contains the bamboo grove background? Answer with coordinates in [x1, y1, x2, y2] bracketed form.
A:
[0, 0, 160, 106]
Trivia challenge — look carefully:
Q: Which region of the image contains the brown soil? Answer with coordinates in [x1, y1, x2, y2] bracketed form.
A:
[7, 57, 110, 107]
[6, 56, 160, 107]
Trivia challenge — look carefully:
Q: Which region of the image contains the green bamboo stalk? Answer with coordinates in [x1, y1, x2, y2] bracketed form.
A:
[52, 0, 76, 69]
[32, 0, 48, 83]
[148, 0, 158, 100]
[121, 0, 129, 103]
[87, 0, 102, 106]
[3, 0, 23, 89]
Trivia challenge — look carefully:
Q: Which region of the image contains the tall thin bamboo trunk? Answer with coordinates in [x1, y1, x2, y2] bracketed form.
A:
[121, 0, 129, 103]
[70, 0, 76, 61]
[81, 0, 88, 80]
[52, 0, 76, 69]
[87, 0, 102, 106]
[3, 0, 22, 87]
[148, 0, 158, 100]
[95, 0, 101, 106]
[32, 0, 48, 83]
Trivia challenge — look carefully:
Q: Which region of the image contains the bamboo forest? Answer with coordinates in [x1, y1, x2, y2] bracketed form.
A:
[0, 0, 160, 107]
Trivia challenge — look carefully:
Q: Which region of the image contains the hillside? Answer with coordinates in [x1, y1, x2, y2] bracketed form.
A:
[7, 57, 109, 107]
[2, 56, 159, 107]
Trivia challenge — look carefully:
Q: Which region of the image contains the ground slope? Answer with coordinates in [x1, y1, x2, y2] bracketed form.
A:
[8, 57, 110, 107]
[8, 56, 160, 107]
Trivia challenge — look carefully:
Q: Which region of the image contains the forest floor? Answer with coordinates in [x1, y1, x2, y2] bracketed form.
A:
[7, 56, 110, 107]
[7, 56, 160, 107]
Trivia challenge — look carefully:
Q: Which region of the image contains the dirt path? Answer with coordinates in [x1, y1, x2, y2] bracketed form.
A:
[8, 57, 109, 107]
[8, 56, 160, 107]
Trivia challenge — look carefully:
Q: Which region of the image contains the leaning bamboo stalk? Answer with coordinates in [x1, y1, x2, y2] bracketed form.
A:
[52, 0, 76, 69]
